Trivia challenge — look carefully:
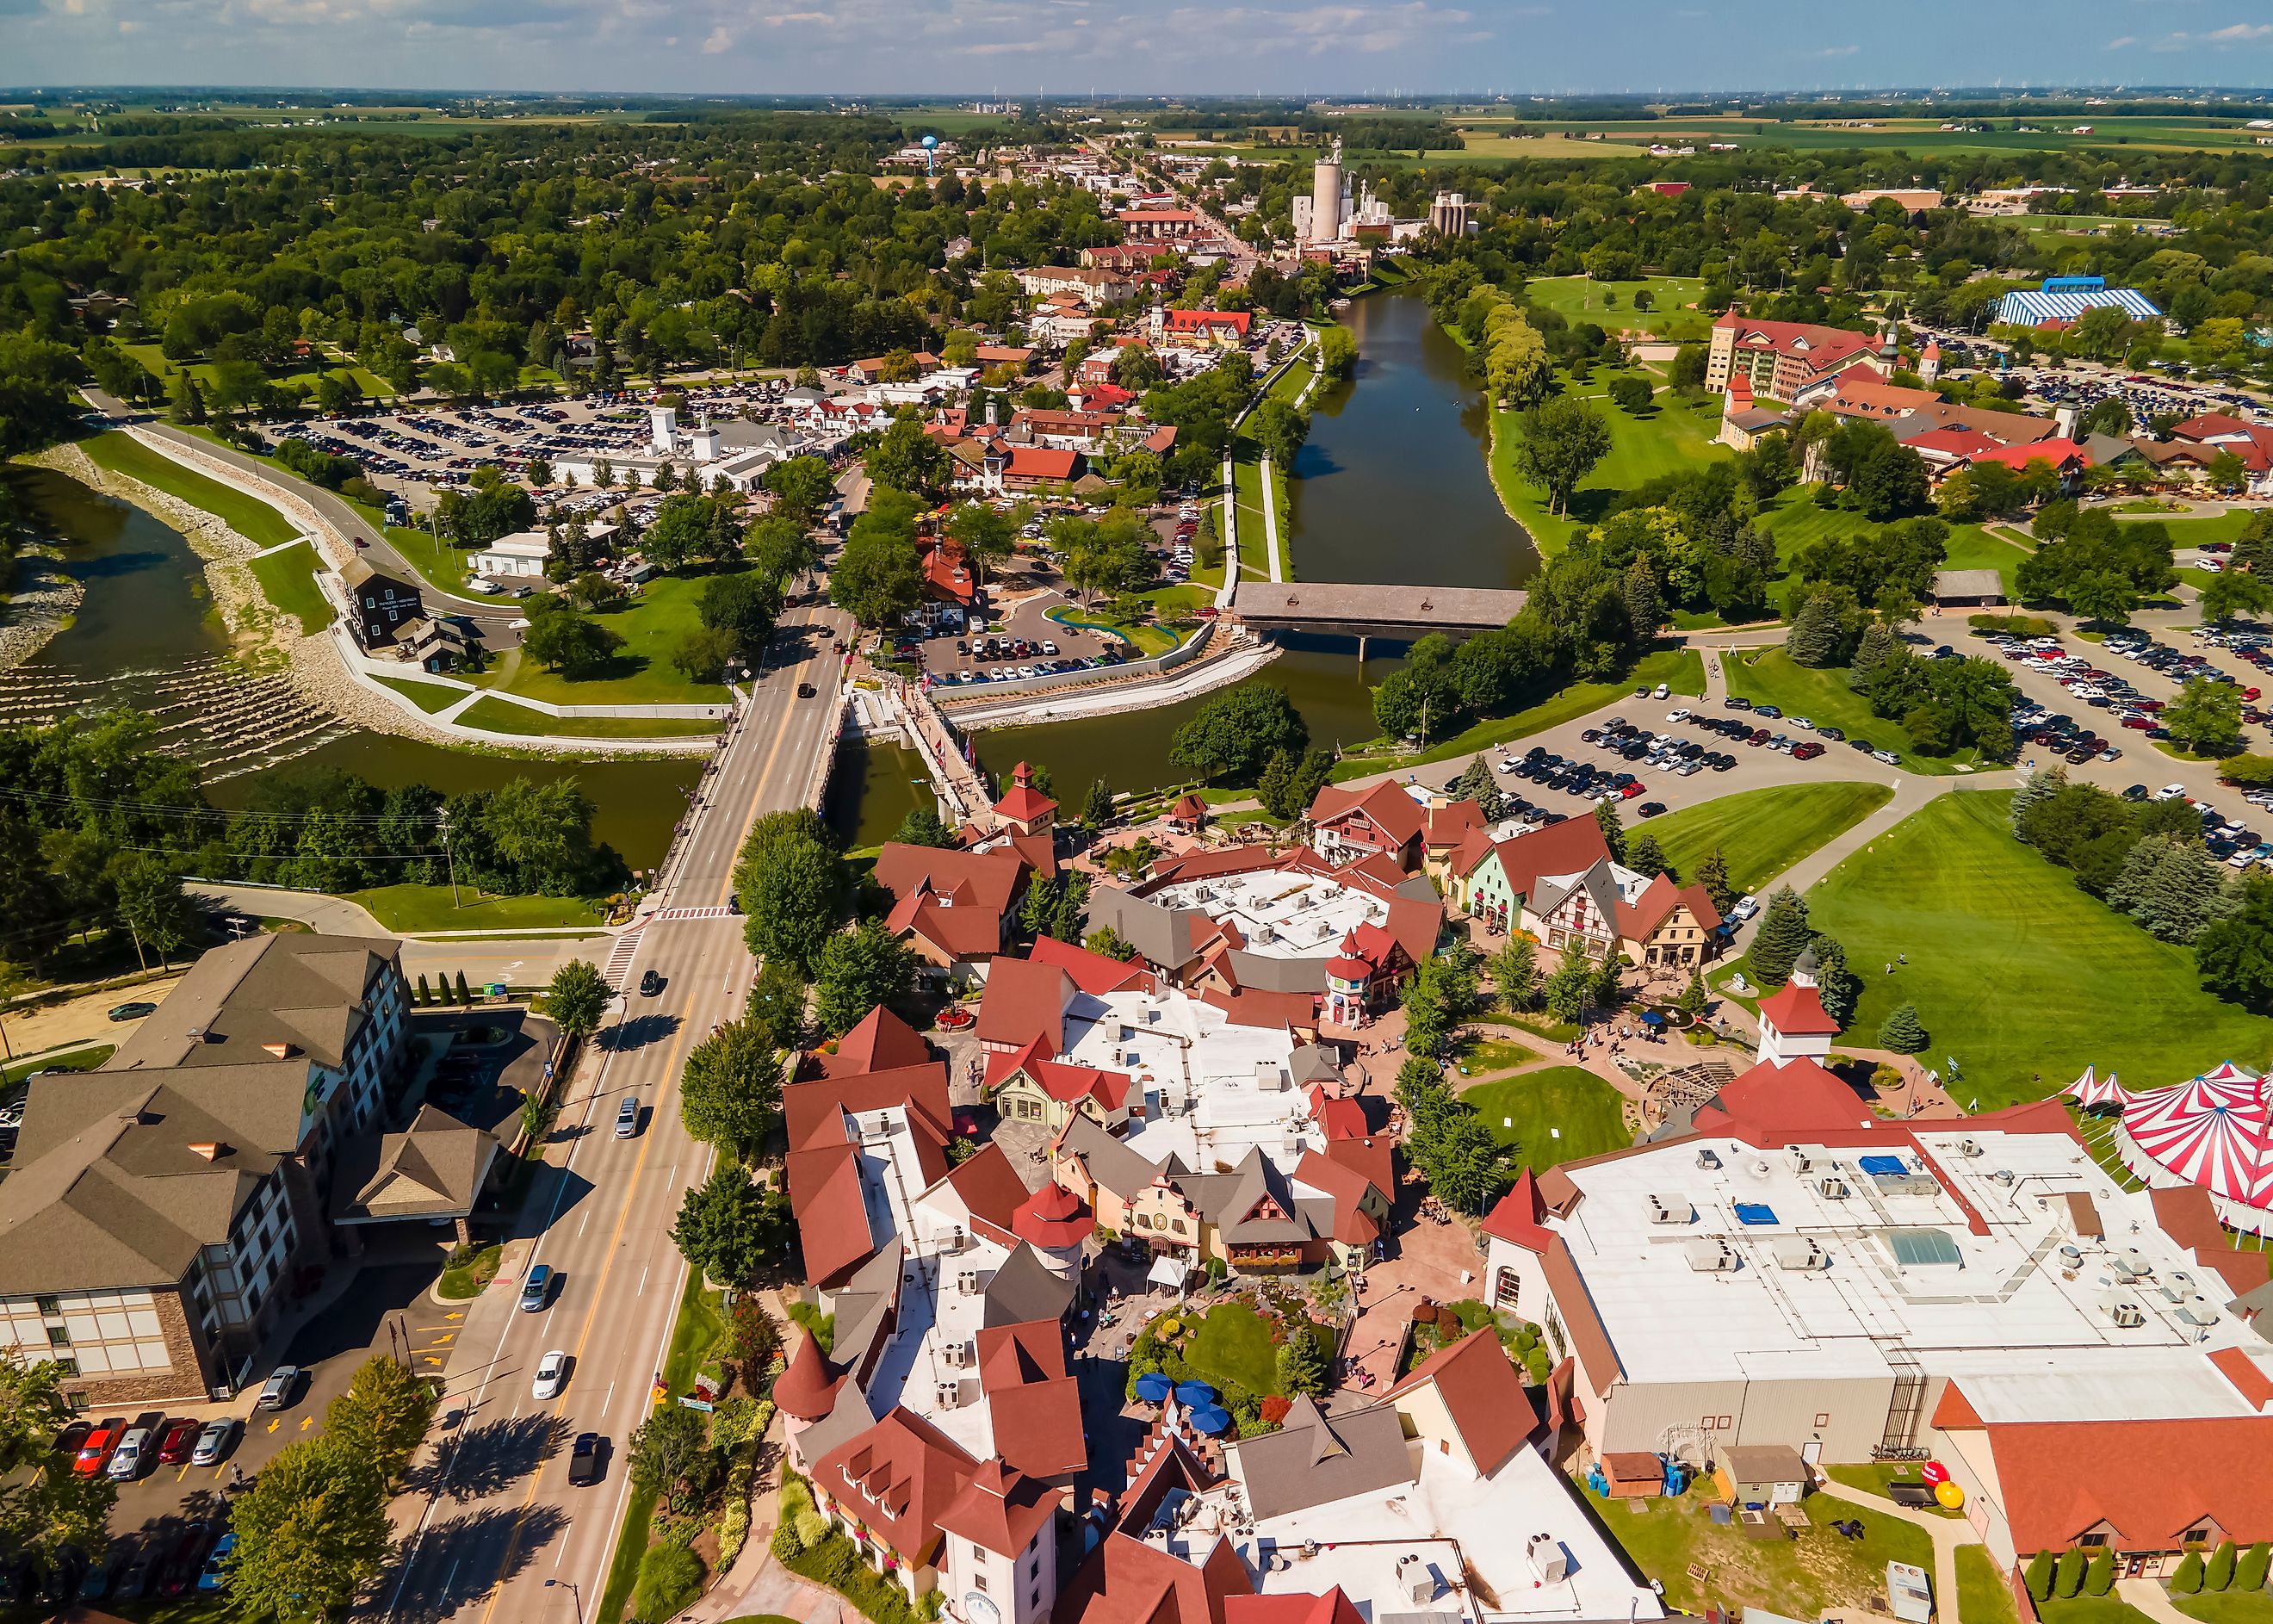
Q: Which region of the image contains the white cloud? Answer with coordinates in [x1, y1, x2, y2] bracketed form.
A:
[1814, 42, 1858, 56]
[2106, 33, 2137, 46]
[700, 22, 730, 48]
[2209, 20, 2273, 38]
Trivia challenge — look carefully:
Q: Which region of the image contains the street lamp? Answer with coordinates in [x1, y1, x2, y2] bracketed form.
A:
[545, 1579, 585, 1624]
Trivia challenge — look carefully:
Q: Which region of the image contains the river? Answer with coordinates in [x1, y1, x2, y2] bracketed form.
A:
[831, 289, 1533, 846]
[2, 463, 700, 869]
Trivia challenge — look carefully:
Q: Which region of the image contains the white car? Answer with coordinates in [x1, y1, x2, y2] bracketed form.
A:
[1666, 709, 1692, 723]
[106, 1429, 152, 1481]
[1652, 683, 1671, 699]
[1730, 895, 1760, 922]
[533, 1350, 571, 1400]
[465, 578, 501, 595]
[2155, 784, 2189, 801]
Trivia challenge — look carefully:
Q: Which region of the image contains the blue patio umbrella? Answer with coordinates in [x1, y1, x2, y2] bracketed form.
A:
[1188, 1404, 1232, 1435]
[1134, 1373, 1174, 1404]
[1641, 1010, 1666, 1026]
[1174, 1381, 1217, 1406]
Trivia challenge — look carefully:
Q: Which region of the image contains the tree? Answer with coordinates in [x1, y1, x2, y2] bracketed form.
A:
[1170, 681, 1307, 784]
[699, 571, 782, 648]
[1420, 1109, 1514, 1213]
[2199, 876, 2273, 1010]
[866, 411, 949, 497]
[455, 970, 471, 1004]
[670, 625, 739, 683]
[734, 809, 845, 974]
[1543, 942, 1595, 1023]
[324, 1355, 441, 1485]
[108, 851, 193, 970]
[764, 455, 836, 524]
[2208, 1540, 2238, 1593]
[1879, 1001, 1929, 1054]
[679, 1020, 784, 1163]
[1252, 398, 1310, 470]
[2067, 568, 2139, 629]
[2023, 1553, 2055, 1604]
[1081, 779, 1115, 833]
[829, 492, 925, 628]
[2174, 1552, 2206, 1596]
[635, 1544, 705, 1623]
[1274, 1331, 1326, 1398]
[522, 607, 624, 677]
[1085, 926, 1138, 961]
[1747, 888, 1812, 985]
[2165, 675, 2244, 756]
[544, 958, 610, 1039]
[224, 1437, 391, 1623]
[746, 958, 810, 1054]
[1626, 830, 1668, 879]
[1696, 850, 1737, 914]
[166, 370, 207, 425]
[1808, 932, 1859, 1027]
[626, 1404, 713, 1517]
[2236, 1545, 2270, 1593]
[1678, 970, 1707, 1020]
[2055, 1548, 2086, 1600]
[0, 1352, 116, 1574]
[1514, 396, 1612, 516]
[945, 500, 1019, 588]
[1493, 937, 1538, 1011]
[726, 1296, 783, 1379]
[814, 919, 915, 1036]
[1607, 375, 1652, 413]
[672, 1165, 780, 1287]
[2202, 568, 2273, 626]
[1594, 800, 1627, 864]
[1784, 592, 1845, 667]
[1401, 949, 1480, 1058]
[893, 803, 957, 847]
[2084, 1548, 2115, 1597]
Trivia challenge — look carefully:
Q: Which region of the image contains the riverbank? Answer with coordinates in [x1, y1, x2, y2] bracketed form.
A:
[23, 440, 303, 669]
[0, 528, 84, 672]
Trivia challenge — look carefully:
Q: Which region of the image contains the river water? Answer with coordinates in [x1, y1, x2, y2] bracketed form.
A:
[2, 463, 699, 868]
[830, 289, 1533, 845]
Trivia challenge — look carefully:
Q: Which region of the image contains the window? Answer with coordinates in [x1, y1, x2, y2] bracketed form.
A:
[1170, 1219, 1186, 1236]
[973, 1574, 988, 1594]
[2079, 1534, 2108, 1548]
[51, 1358, 77, 1378]
[2185, 1527, 2211, 1546]
[46, 1326, 70, 1348]
[34, 1296, 60, 1317]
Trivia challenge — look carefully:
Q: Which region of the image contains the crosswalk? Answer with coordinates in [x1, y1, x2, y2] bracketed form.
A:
[602, 927, 646, 989]
[647, 905, 734, 923]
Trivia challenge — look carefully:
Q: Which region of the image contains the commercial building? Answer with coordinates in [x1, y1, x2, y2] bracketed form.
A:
[1705, 314, 1890, 404]
[1995, 276, 2163, 329]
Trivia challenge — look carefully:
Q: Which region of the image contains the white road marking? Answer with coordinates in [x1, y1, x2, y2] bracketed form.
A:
[601, 1379, 615, 1418]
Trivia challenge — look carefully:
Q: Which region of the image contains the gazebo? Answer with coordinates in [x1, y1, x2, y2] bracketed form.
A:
[2113, 1061, 2273, 1235]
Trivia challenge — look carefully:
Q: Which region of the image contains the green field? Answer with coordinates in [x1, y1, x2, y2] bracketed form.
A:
[2174, 1591, 2273, 1624]
[1644, 780, 1895, 895]
[2118, 508, 2251, 547]
[80, 431, 300, 549]
[1522, 275, 1713, 343]
[1460, 1066, 1629, 1173]
[3, 1044, 115, 1088]
[1328, 647, 1705, 780]
[1488, 375, 1730, 555]
[372, 675, 467, 714]
[1719, 648, 1979, 775]
[455, 697, 721, 740]
[493, 575, 725, 705]
[1806, 790, 2273, 1108]
[346, 883, 603, 933]
[245, 540, 336, 633]
[1756, 493, 2033, 594]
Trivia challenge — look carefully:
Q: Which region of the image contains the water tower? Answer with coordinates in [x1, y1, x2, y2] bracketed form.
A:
[922, 133, 939, 176]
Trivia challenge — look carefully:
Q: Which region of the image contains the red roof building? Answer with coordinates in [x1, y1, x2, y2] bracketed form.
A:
[876, 842, 1035, 972]
[1026, 933, 1154, 995]
[1307, 780, 1427, 871]
[1756, 961, 1841, 1066]
[811, 1408, 981, 1578]
[817, 1006, 932, 1079]
[1012, 1180, 1093, 1254]
[976, 958, 1079, 1055]
[994, 761, 1058, 839]
[975, 1322, 1087, 1481]
[1384, 1319, 1541, 1477]
[1004, 446, 1086, 490]
[1706, 313, 1886, 404]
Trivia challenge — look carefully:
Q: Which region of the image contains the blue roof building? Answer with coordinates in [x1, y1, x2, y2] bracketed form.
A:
[1995, 275, 2163, 327]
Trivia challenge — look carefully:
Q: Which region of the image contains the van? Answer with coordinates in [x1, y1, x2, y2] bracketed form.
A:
[254, 1367, 300, 1411]
[616, 1098, 640, 1138]
[520, 1264, 553, 1312]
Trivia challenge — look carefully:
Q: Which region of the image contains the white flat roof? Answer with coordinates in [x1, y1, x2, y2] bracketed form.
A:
[1159, 1447, 1662, 1624]
[1060, 989, 1312, 1175]
[1542, 1121, 2262, 1413]
[1149, 870, 1390, 963]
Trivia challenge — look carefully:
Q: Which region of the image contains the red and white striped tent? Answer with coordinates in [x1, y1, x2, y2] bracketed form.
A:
[2115, 1061, 2273, 1233]
[2065, 1066, 2136, 1111]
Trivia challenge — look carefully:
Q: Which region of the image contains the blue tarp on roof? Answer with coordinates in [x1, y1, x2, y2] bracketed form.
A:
[1859, 1155, 1911, 1177]
[1733, 1202, 1779, 1225]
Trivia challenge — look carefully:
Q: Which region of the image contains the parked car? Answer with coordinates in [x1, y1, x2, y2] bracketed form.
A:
[158, 1523, 214, 1598]
[256, 1367, 301, 1411]
[107, 1001, 158, 1022]
[158, 1418, 202, 1465]
[107, 1426, 157, 1480]
[197, 1533, 237, 1593]
[1730, 896, 1760, 923]
[190, 1416, 241, 1467]
[73, 1419, 127, 1478]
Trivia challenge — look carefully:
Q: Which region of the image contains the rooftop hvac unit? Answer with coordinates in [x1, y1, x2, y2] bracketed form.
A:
[945, 1226, 967, 1254]
[1786, 1147, 1813, 1175]
[1526, 1535, 1571, 1585]
[1958, 1138, 1985, 1158]
[957, 1270, 982, 1295]
[1195, 887, 1214, 902]
[1747, 1158, 1774, 1181]
[2100, 1293, 2146, 1329]
[1685, 1238, 1741, 1274]
[1818, 1176, 1851, 1200]
[947, 1340, 975, 1368]
[1774, 1237, 1831, 1272]
[936, 1379, 962, 1410]
[1696, 1149, 1723, 1171]
[1395, 1554, 1438, 1605]
[2161, 1271, 2199, 1302]
[2178, 1295, 2222, 1327]
[1991, 1169, 2016, 1187]
[2114, 1249, 2154, 1281]
[1646, 1193, 1697, 1226]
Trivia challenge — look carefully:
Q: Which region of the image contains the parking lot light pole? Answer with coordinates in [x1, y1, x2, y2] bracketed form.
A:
[545, 1579, 585, 1624]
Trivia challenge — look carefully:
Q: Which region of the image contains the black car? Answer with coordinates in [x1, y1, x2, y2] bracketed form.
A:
[567, 1431, 606, 1486]
[639, 969, 662, 997]
[796, 682, 818, 698]
[1724, 697, 1753, 710]
[1638, 802, 1668, 818]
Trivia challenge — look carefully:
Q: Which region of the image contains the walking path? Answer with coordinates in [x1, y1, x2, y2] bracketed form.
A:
[1813, 1476, 1973, 1624]
[1216, 455, 1241, 610]
[2117, 1578, 2195, 1624]
[1261, 456, 1285, 582]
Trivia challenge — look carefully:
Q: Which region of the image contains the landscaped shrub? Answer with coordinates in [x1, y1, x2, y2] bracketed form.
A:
[2239, 1544, 2271, 1592]
[771, 1476, 927, 1624]
[2055, 1548, 2086, 1598]
[632, 1541, 704, 1623]
[2084, 1550, 2114, 1596]
[2209, 1540, 2239, 1592]
[2024, 1552, 2054, 1603]
[2175, 1552, 2206, 1594]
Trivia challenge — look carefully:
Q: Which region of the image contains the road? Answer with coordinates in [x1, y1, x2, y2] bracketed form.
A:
[379, 600, 849, 1624]
[77, 388, 524, 641]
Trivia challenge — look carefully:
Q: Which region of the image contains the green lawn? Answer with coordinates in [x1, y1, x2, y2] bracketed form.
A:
[1957, 1547, 2023, 1624]
[1523, 275, 1715, 343]
[481, 576, 728, 705]
[1178, 1301, 1282, 1398]
[455, 697, 722, 740]
[1720, 648, 1981, 775]
[118, 342, 395, 401]
[1452, 1032, 1547, 1076]
[2175, 1591, 2273, 1624]
[1644, 781, 1895, 895]
[1807, 790, 2273, 1108]
[2038, 1596, 2158, 1624]
[2118, 509, 2251, 546]
[436, 1242, 502, 1302]
[1487, 375, 1731, 556]
[345, 883, 604, 933]
[1825, 1462, 1962, 1517]
[3, 1044, 115, 1088]
[80, 431, 301, 549]
[1460, 1067, 1629, 1173]
[1585, 1478, 1934, 1618]
[1329, 648, 1704, 781]
[245, 540, 337, 632]
[372, 675, 467, 714]
[597, 1270, 727, 1624]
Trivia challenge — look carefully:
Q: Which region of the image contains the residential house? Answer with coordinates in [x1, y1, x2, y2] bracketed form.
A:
[1155, 309, 1253, 349]
[1014, 266, 1137, 304]
[1451, 816, 1613, 934]
[876, 843, 1037, 980]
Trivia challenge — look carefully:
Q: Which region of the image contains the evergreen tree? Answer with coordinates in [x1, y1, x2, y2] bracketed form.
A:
[2140, 840, 2236, 945]
[1678, 970, 1706, 1020]
[2237, 1545, 2271, 1593]
[1274, 1332, 1326, 1398]
[1256, 750, 1301, 820]
[1784, 592, 1843, 667]
[1589, 953, 1625, 1015]
[1081, 780, 1115, 832]
[1696, 850, 1737, 914]
[1850, 619, 1896, 687]
[1747, 887, 1812, 985]
[1879, 1001, 1929, 1054]
[893, 804, 957, 848]
[2056, 1549, 2087, 1600]
[455, 970, 471, 1004]
[2009, 765, 2068, 834]
[1621, 558, 1663, 640]
[1452, 756, 1500, 816]
[1543, 943, 1595, 1023]
[2084, 1549, 2115, 1597]
[2023, 1553, 2054, 1604]
[1493, 937, 1537, 1011]
[1808, 932, 1857, 1027]
[1595, 800, 1627, 864]
[415, 972, 431, 1006]
[2209, 1540, 2239, 1593]
[2175, 1553, 2206, 1596]
[1626, 830, 1669, 879]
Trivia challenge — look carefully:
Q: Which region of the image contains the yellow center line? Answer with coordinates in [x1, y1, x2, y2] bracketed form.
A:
[469, 635, 818, 1622]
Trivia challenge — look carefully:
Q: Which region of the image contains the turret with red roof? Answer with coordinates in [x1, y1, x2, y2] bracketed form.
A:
[994, 761, 1058, 839]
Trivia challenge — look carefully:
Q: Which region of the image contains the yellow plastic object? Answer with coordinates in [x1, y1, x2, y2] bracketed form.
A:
[1935, 1479, 1966, 1509]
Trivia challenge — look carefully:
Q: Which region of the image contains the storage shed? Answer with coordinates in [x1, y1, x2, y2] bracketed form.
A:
[1599, 1452, 1666, 1499]
[1714, 1444, 1810, 1509]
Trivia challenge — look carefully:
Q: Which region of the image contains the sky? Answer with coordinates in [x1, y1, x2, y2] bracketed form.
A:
[9, 0, 2273, 98]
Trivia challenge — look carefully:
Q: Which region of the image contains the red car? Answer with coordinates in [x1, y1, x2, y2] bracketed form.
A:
[1620, 781, 1644, 798]
[1793, 741, 1825, 760]
[73, 1419, 127, 1478]
[157, 1418, 202, 1466]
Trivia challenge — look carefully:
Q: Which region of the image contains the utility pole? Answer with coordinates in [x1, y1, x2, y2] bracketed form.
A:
[437, 808, 461, 908]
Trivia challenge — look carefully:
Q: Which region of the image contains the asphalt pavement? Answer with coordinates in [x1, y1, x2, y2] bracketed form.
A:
[378, 599, 849, 1624]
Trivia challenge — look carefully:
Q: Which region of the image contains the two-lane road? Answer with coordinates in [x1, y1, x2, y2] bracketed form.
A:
[381, 600, 849, 1624]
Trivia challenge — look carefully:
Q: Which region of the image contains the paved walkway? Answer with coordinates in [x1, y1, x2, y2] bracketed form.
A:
[1814, 1476, 1973, 1624]
[1261, 456, 1285, 582]
[1215, 454, 1241, 610]
[2118, 1578, 2194, 1624]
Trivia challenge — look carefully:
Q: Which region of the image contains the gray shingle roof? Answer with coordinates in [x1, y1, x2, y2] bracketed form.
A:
[1230, 1396, 1413, 1518]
